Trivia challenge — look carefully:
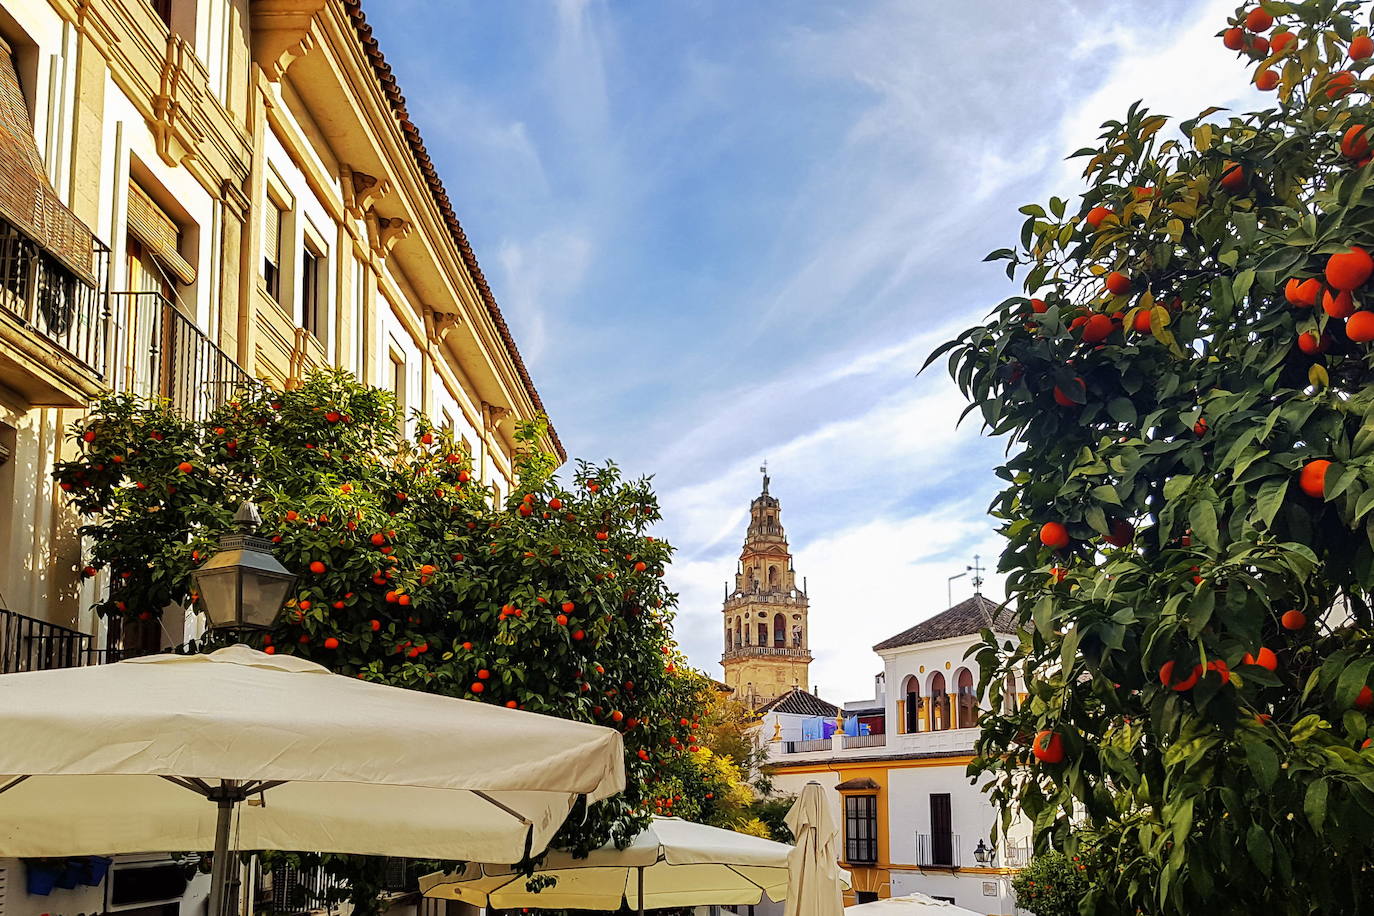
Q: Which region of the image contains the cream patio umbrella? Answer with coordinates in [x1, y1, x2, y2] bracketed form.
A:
[0, 646, 625, 916]
[420, 816, 848, 914]
[843, 893, 985, 916]
[783, 781, 844, 916]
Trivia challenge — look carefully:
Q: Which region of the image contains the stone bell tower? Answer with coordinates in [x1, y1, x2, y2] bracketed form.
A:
[720, 468, 811, 708]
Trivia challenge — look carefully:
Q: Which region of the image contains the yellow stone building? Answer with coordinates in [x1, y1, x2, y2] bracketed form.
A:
[0, 0, 558, 663]
[720, 471, 812, 707]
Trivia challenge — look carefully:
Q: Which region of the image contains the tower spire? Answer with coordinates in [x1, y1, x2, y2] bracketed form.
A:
[760, 460, 769, 495]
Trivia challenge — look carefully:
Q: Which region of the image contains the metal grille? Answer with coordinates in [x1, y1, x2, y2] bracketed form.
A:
[263, 864, 346, 915]
[844, 795, 878, 865]
[0, 607, 96, 673]
[107, 291, 255, 422]
[915, 832, 962, 869]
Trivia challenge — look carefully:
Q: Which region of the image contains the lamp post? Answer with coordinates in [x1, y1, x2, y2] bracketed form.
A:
[191, 501, 297, 633]
[973, 839, 996, 867]
[188, 500, 296, 916]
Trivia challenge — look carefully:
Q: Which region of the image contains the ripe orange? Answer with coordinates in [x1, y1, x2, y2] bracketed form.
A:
[1242, 647, 1279, 671]
[1082, 313, 1114, 343]
[1039, 521, 1070, 550]
[370, 533, 385, 546]
[1299, 459, 1331, 498]
[471, 682, 485, 693]
[1054, 377, 1086, 406]
[177, 461, 193, 473]
[1031, 298, 1049, 313]
[1219, 161, 1246, 193]
[1223, 26, 1246, 50]
[1205, 659, 1231, 684]
[309, 560, 326, 574]
[1298, 331, 1330, 355]
[1342, 124, 1371, 160]
[1353, 35, 1374, 60]
[1194, 417, 1208, 436]
[369, 619, 381, 631]
[1284, 277, 1321, 307]
[556, 614, 568, 626]
[264, 645, 276, 655]
[1348, 311, 1374, 343]
[1271, 31, 1296, 54]
[1105, 271, 1131, 296]
[1032, 730, 1064, 764]
[1357, 686, 1373, 710]
[1326, 70, 1357, 99]
[1085, 206, 1114, 229]
[1255, 69, 1279, 91]
[1244, 7, 1273, 31]
[323, 637, 339, 650]
[573, 629, 586, 641]
[518, 504, 533, 516]
[562, 600, 575, 612]
[1326, 246, 1373, 289]
[1323, 288, 1356, 318]
[1160, 660, 1203, 692]
[634, 561, 648, 572]
[596, 531, 609, 541]
[1133, 309, 1153, 332]
[1103, 519, 1134, 547]
[1280, 609, 1307, 630]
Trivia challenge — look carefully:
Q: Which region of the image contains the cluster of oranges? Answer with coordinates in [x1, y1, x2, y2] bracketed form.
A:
[1287, 246, 1374, 345]
[1223, 7, 1372, 95]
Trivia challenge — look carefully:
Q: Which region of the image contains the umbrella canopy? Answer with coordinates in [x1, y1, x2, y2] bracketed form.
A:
[844, 894, 985, 916]
[0, 646, 625, 863]
[783, 782, 844, 916]
[421, 817, 842, 911]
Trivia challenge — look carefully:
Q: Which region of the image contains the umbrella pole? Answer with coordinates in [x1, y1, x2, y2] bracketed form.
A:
[637, 864, 645, 916]
[207, 787, 237, 916]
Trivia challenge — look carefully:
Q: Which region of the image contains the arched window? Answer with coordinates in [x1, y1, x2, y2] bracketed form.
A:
[1003, 673, 1019, 713]
[929, 672, 950, 731]
[737, 618, 746, 646]
[955, 667, 977, 729]
[757, 623, 768, 646]
[726, 624, 733, 651]
[768, 565, 780, 589]
[901, 675, 921, 734]
[773, 613, 786, 647]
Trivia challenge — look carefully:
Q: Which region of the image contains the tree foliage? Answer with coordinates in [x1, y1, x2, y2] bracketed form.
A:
[1010, 852, 1093, 916]
[936, 2, 1374, 912]
[54, 370, 708, 910]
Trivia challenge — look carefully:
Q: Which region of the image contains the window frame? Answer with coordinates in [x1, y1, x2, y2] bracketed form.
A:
[843, 794, 878, 865]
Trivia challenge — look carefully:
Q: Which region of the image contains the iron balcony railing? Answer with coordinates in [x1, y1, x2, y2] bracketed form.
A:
[259, 863, 348, 915]
[842, 733, 887, 749]
[108, 291, 254, 422]
[0, 607, 99, 673]
[0, 222, 112, 377]
[782, 738, 832, 754]
[1002, 838, 1032, 868]
[916, 833, 962, 869]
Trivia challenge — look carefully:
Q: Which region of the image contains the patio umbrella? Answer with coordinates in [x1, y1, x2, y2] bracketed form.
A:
[0, 646, 625, 916]
[783, 781, 844, 916]
[843, 893, 985, 916]
[420, 816, 849, 914]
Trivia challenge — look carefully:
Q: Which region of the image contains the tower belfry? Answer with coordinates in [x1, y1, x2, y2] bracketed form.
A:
[720, 471, 812, 708]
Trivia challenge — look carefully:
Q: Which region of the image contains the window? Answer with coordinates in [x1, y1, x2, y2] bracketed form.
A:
[901, 675, 921, 734]
[300, 240, 324, 341]
[955, 667, 978, 729]
[262, 197, 284, 301]
[757, 623, 767, 646]
[773, 613, 785, 647]
[388, 350, 406, 414]
[929, 671, 951, 731]
[854, 893, 879, 905]
[151, 0, 174, 27]
[844, 795, 878, 865]
[930, 794, 953, 867]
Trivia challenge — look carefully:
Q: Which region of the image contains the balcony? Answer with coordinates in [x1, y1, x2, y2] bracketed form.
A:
[842, 733, 887, 749]
[1002, 838, 1032, 868]
[782, 738, 832, 754]
[108, 291, 254, 422]
[915, 833, 962, 869]
[0, 607, 101, 673]
[722, 645, 812, 662]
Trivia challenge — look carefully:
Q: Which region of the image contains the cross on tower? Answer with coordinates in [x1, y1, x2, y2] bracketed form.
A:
[760, 460, 770, 495]
[970, 554, 984, 594]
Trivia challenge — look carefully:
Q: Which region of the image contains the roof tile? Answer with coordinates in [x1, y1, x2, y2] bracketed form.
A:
[872, 595, 1017, 651]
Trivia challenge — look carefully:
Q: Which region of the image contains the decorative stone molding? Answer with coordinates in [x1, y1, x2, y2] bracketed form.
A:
[220, 178, 253, 222]
[152, 35, 206, 166]
[341, 167, 390, 219]
[250, 0, 327, 82]
[483, 402, 512, 431]
[423, 306, 460, 344]
[365, 211, 411, 259]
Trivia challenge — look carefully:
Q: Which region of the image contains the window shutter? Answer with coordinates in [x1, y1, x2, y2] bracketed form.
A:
[127, 182, 195, 284]
[263, 201, 281, 267]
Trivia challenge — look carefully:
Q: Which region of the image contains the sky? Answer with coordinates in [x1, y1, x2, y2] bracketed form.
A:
[367, 0, 1268, 702]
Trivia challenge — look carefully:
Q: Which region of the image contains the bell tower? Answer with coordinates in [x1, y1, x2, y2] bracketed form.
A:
[720, 467, 811, 708]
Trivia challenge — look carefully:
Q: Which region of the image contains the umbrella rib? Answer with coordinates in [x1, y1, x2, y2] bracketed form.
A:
[723, 864, 770, 893]
[0, 775, 30, 796]
[161, 775, 211, 796]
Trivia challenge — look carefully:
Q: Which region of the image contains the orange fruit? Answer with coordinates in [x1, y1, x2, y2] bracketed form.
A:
[596, 531, 609, 541]
[1357, 686, 1374, 711]
[1160, 660, 1203, 692]
[1342, 125, 1371, 159]
[1194, 417, 1208, 436]
[1284, 277, 1321, 307]
[177, 462, 193, 473]
[1105, 271, 1131, 296]
[1085, 206, 1114, 229]
[1219, 161, 1246, 193]
[1133, 309, 1153, 332]
[323, 637, 339, 650]
[1299, 459, 1331, 498]
[1255, 69, 1279, 91]
[1031, 730, 1065, 764]
[1223, 26, 1246, 50]
[1206, 659, 1231, 684]
[1030, 298, 1049, 313]
[1244, 7, 1273, 31]
[309, 560, 326, 574]
[562, 600, 575, 612]
[1298, 331, 1330, 355]
[1242, 647, 1279, 671]
[1271, 31, 1297, 54]
[1039, 521, 1070, 550]
[1082, 314, 1114, 343]
[1349, 311, 1374, 343]
[471, 682, 484, 693]
[1326, 70, 1357, 99]
[370, 532, 385, 546]
[1326, 246, 1373, 290]
[1352, 35, 1374, 60]
[1050, 566, 1067, 583]
[1324, 288, 1356, 318]
[1103, 519, 1134, 547]
[1280, 609, 1307, 630]
[1053, 377, 1086, 407]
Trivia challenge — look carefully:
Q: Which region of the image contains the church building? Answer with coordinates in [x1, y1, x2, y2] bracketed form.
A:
[720, 471, 814, 708]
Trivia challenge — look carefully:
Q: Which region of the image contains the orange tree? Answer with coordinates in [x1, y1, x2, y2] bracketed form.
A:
[54, 370, 706, 909]
[935, 2, 1374, 912]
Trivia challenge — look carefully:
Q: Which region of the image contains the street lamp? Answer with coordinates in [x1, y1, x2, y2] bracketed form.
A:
[973, 839, 996, 867]
[191, 501, 296, 632]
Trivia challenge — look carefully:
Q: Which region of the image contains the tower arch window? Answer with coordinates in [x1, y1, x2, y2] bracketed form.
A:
[768, 565, 779, 589]
[929, 671, 950, 731]
[773, 613, 785, 647]
[757, 623, 767, 646]
[725, 623, 733, 651]
[735, 617, 742, 647]
[901, 675, 921, 734]
[955, 667, 977, 728]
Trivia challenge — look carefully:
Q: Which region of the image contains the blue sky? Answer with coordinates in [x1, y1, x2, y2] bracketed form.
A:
[368, 0, 1266, 701]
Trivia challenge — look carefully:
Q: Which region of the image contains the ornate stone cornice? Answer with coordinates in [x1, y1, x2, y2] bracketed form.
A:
[341, 167, 390, 219]
[250, 0, 327, 82]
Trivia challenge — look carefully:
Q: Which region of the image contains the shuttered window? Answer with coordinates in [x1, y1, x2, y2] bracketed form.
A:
[262, 199, 283, 301]
[844, 795, 878, 864]
[127, 182, 195, 285]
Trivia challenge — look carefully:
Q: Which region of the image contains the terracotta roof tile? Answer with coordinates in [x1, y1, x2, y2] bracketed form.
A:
[872, 595, 1017, 651]
[757, 688, 840, 718]
[342, 1, 564, 461]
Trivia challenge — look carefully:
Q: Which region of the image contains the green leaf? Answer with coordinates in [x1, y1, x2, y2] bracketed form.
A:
[1190, 500, 1219, 551]
[1244, 741, 1279, 792]
[1252, 477, 1288, 529]
[1092, 484, 1123, 506]
[1247, 823, 1273, 875]
[1107, 397, 1138, 425]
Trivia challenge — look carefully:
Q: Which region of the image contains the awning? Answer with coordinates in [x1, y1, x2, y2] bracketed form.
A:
[0, 37, 95, 285]
[127, 182, 196, 285]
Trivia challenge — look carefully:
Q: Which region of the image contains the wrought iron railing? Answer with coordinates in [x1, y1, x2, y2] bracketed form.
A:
[842, 733, 886, 749]
[107, 291, 254, 422]
[1002, 838, 1032, 868]
[783, 738, 832, 753]
[259, 863, 348, 915]
[0, 607, 97, 673]
[0, 223, 111, 377]
[915, 832, 961, 869]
